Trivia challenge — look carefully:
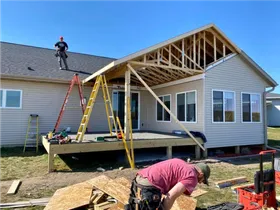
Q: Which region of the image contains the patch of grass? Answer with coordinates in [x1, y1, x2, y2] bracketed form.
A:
[267, 127, 280, 147]
[0, 147, 69, 181]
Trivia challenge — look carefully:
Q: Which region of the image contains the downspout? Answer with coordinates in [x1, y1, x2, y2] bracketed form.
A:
[264, 87, 275, 149]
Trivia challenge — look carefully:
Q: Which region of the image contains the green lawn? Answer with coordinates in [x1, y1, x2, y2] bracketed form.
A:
[268, 127, 280, 147]
[0, 128, 280, 209]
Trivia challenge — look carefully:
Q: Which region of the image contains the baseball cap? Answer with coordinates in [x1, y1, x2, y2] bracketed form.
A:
[196, 163, 211, 185]
[60, 36, 64, 39]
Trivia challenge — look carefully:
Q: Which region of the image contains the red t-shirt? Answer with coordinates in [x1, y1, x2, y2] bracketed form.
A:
[137, 158, 198, 195]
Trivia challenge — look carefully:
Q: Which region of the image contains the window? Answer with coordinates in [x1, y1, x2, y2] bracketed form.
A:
[242, 93, 261, 122]
[213, 90, 235, 122]
[0, 89, 22, 108]
[176, 91, 196, 122]
[156, 95, 170, 122]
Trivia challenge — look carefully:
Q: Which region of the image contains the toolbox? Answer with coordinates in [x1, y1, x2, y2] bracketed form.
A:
[237, 150, 277, 210]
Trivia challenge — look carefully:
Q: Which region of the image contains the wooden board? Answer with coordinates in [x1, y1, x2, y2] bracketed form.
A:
[215, 176, 247, 188]
[190, 189, 207, 198]
[171, 195, 197, 210]
[114, 177, 131, 189]
[231, 183, 254, 193]
[44, 181, 93, 210]
[7, 180, 21, 195]
[87, 175, 130, 205]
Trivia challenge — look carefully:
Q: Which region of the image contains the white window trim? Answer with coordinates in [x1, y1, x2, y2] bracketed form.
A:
[0, 89, 23, 109]
[156, 94, 171, 122]
[241, 92, 262, 123]
[175, 90, 197, 123]
[212, 89, 236, 123]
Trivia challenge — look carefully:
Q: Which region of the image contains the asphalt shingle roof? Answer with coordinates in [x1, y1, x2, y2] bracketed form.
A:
[0, 42, 115, 81]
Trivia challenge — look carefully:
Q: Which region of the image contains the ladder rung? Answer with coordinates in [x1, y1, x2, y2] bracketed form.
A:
[77, 132, 83, 135]
[109, 116, 114, 118]
[26, 138, 37, 141]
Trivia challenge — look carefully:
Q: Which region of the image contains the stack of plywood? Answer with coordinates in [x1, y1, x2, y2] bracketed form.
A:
[45, 175, 199, 210]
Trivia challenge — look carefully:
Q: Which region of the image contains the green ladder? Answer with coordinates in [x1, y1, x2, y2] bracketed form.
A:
[23, 114, 39, 153]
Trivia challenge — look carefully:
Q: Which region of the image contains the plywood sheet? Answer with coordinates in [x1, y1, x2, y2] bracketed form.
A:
[114, 177, 131, 189]
[190, 189, 207, 198]
[44, 181, 93, 210]
[171, 195, 197, 210]
[86, 175, 130, 205]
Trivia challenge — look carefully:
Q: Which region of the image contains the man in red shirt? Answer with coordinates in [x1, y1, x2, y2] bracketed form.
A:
[125, 158, 210, 210]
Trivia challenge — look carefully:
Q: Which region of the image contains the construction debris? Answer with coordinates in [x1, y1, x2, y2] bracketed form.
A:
[45, 181, 93, 210]
[97, 167, 106, 172]
[215, 176, 248, 189]
[6, 180, 21, 195]
[0, 197, 50, 208]
[45, 175, 197, 210]
[231, 183, 254, 193]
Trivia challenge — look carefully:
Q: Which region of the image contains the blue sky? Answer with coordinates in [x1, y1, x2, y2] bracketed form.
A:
[1, 1, 280, 93]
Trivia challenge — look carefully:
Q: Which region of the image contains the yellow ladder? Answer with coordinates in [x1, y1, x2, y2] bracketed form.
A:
[23, 114, 39, 153]
[101, 76, 118, 136]
[76, 75, 117, 142]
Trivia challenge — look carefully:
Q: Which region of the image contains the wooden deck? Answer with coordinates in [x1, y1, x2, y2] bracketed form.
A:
[42, 132, 204, 172]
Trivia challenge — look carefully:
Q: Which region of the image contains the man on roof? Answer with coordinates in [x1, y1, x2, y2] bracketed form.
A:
[54, 36, 69, 70]
[125, 158, 210, 210]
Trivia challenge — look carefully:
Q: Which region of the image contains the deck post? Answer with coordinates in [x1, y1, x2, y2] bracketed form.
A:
[195, 145, 201, 160]
[48, 152, 54, 172]
[235, 146, 240, 154]
[203, 148, 208, 158]
[167, 146, 172, 159]
[124, 68, 131, 140]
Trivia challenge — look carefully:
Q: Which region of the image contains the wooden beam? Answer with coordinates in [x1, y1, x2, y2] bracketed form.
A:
[127, 64, 205, 151]
[148, 66, 175, 80]
[129, 61, 203, 74]
[223, 44, 226, 57]
[215, 177, 248, 189]
[198, 39, 200, 66]
[214, 35, 216, 61]
[124, 68, 130, 140]
[193, 34, 196, 64]
[7, 180, 21, 195]
[157, 49, 160, 65]
[168, 45, 171, 66]
[182, 39, 185, 68]
[138, 70, 163, 83]
[171, 44, 203, 71]
[204, 31, 206, 68]
[207, 28, 236, 53]
[105, 66, 126, 80]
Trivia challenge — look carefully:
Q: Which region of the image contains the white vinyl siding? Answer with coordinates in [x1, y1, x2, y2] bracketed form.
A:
[0, 89, 22, 109]
[140, 78, 204, 133]
[176, 90, 197, 123]
[241, 93, 261, 123]
[204, 54, 268, 148]
[156, 94, 171, 122]
[212, 90, 235, 123]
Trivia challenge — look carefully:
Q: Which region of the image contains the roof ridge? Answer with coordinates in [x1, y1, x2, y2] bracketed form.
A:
[0, 41, 116, 60]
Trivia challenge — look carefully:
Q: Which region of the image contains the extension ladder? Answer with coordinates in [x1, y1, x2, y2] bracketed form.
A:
[23, 114, 39, 153]
[76, 75, 117, 142]
[53, 73, 85, 133]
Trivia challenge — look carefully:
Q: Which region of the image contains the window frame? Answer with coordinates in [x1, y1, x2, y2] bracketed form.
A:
[212, 89, 236, 123]
[0, 89, 23, 109]
[156, 94, 171, 122]
[175, 90, 197, 123]
[241, 92, 262, 123]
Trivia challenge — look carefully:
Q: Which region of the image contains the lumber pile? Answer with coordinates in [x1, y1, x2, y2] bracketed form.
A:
[45, 175, 198, 210]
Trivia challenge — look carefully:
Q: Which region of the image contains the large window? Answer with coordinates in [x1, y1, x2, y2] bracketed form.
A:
[156, 95, 171, 122]
[176, 91, 196, 122]
[213, 90, 235, 122]
[0, 89, 22, 109]
[242, 93, 261, 122]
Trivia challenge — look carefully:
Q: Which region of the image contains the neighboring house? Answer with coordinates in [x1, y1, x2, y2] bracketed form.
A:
[267, 93, 280, 126]
[0, 23, 278, 151]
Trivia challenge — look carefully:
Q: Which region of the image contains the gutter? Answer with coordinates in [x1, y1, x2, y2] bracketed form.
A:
[264, 87, 275, 148]
[1, 75, 71, 84]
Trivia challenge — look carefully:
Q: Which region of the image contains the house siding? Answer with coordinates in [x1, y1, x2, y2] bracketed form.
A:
[141, 79, 204, 133]
[204, 54, 269, 148]
[0, 79, 110, 146]
[267, 99, 280, 126]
